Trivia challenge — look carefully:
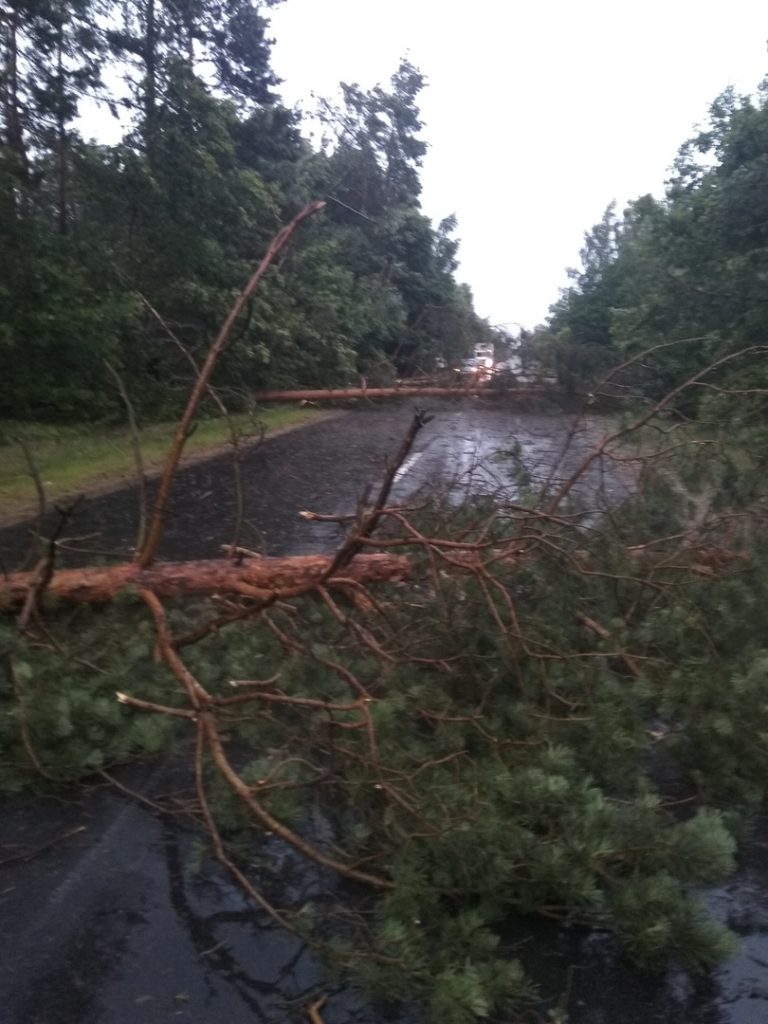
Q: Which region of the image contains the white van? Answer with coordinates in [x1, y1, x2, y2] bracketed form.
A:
[473, 342, 494, 368]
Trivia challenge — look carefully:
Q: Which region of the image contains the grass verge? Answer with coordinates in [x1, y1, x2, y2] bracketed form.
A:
[0, 405, 329, 524]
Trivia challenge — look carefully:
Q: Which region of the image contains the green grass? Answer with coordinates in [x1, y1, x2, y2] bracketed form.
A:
[0, 406, 326, 521]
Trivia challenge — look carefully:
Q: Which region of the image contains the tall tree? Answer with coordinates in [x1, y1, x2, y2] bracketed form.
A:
[315, 61, 484, 376]
[108, 0, 283, 154]
[0, 0, 106, 223]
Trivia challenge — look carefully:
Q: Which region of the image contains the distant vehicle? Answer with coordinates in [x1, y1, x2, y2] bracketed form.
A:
[473, 342, 495, 369]
[456, 356, 492, 380]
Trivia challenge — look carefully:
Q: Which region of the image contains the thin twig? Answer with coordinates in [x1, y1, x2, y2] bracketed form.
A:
[0, 825, 85, 867]
[306, 994, 329, 1024]
[193, 722, 299, 933]
[321, 409, 432, 580]
[15, 436, 46, 570]
[105, 359, 147, 552]
[138, 200, 325, 567]
[96, 769, 194, 817]
[7, 653, 54, 779]
[115, 691, 197, 719]
[17, 498, 81, 631]
[136, 296, 256, 553]
[546, 344, 768, 514]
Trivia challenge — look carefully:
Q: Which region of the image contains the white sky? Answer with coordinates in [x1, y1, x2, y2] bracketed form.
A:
[269, 0, 768, 330]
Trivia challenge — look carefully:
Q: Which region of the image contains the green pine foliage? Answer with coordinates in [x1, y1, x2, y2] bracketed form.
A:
[4, 465, 765, 1018]
[524, 78, 768, 408]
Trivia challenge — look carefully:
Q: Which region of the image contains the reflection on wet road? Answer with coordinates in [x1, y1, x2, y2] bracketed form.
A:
[388, 405, 632, 510]
[0, 403, 629, 567]
[1, 765, 409, 1024]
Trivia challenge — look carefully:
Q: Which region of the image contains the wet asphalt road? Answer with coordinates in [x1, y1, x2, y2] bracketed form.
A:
[2, 402, 768, 1024]
[0, 401, 625, 568]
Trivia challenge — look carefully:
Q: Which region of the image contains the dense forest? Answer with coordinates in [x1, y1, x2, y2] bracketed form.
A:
[0, 0, 491, 422]
[5, 5, 768, 1023]
[532, 81, 768, 418]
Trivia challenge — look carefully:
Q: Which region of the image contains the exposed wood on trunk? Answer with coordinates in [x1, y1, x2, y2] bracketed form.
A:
[0, 554, 412, 607]
[2, 539, 746, 611]
[251, 385, 552, 402]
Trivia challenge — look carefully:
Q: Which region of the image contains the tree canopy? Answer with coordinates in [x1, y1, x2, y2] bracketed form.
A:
[533, 80, 768, 406]
[0, 1, 488, 420]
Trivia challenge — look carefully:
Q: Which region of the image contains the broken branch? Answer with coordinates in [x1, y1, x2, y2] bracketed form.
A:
[0, 553, 412, 607]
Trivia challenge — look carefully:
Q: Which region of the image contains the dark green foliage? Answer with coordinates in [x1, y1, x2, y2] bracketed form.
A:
[0, 231, 133, 418]
[529, 79, 768, 405]
[0, 596, 288, 788]
[0, 6, 484, 420]
[1, 608, 176, 786]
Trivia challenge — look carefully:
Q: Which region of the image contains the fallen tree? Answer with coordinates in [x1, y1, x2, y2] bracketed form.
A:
[249, 384, 553, 402]
[0, 553, 412, 607]
[5, 219, 768, 1024]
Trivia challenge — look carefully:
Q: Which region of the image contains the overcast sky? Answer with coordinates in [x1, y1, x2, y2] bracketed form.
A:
[269, 0, 768, 331]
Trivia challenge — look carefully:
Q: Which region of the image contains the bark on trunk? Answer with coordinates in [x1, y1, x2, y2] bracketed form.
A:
[1, 542, 746, 611]
[250, 385, 550, 402]
[56, 33, 68, 235]
[3, 11, 28, 193]
[144, 0, 157, 151]
[0, 553, 412, 608]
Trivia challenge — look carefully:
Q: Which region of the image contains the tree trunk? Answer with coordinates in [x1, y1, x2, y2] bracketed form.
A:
[143, 0, 157, 159]
[250, 385, 549, 402]
[0, 553, 412, 608]
[56, 30, 68, 235]
[2, 10, 28, 199]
